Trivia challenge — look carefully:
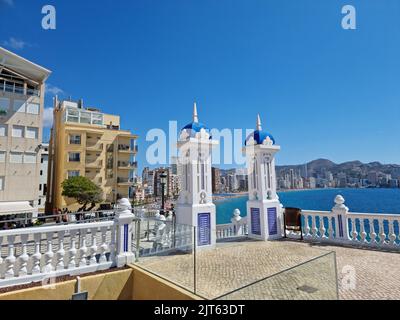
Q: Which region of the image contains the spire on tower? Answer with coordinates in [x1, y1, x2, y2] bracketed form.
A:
[256, 114, 262, 131]
[193, 102, 199, 123]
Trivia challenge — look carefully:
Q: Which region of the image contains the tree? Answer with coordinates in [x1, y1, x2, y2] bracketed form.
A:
[61, 176, 103, 211]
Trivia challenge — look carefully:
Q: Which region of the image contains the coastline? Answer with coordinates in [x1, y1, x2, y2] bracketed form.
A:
[213, 188, 336, 202]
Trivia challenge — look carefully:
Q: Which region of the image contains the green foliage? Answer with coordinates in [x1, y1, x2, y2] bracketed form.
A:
[61, 176, 102, 206]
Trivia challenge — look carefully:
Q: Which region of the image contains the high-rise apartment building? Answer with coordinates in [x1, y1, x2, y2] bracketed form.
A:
[211, 167, 221, 194]
[46, 98, 138, 211]
[0, 47, 51, 217]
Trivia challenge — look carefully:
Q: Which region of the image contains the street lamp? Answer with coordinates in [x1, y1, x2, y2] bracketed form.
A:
[160, 171, 167, 215]
[131, 184, 136, 210]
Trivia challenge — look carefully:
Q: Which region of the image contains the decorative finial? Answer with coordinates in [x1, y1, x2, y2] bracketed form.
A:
[256, 114, 262, 131]
[193, 102, 199, 123]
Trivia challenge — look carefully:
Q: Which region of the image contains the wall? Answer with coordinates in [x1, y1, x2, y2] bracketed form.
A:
[0, 266, 201, 300]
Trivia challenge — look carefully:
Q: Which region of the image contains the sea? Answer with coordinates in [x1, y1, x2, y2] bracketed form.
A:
[215, 188, 400, 224]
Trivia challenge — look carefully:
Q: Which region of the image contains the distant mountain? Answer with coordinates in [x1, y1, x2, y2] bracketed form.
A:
[276, 158, 400, 179]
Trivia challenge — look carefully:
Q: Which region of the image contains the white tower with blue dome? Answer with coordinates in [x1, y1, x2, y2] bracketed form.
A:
[243, 114, 283, 241]
[176, 103, 219, 249]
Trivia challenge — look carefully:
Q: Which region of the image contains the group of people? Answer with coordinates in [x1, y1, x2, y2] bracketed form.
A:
[51, 208, 70, 223]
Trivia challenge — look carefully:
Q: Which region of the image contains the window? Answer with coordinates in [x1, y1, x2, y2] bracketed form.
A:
[68, 170, 80, 178]
[66, 107, 79, 123]
[40, 170, 43, 176]
[0, 125, 6, 137]
[39, 184, 42, 191]
[92, 113, 103, 125]
[0, 176, 4, 191]
[0, 97, 9, 115]
[10, 152, 23, 163]
[69, 134, 81, 145]
[12, 125, 24, 138]
[80, 111, 91, 124]
[26, 103, 39, 115]
[26, 127, 38, 139]
[68, 152, 80, 162]
[13, 100, 26, 113]
[24, 153, 37, 164]
[43, 184, 47, 195]
[38, 199, 41, 205]
[0, 151, 5, 163]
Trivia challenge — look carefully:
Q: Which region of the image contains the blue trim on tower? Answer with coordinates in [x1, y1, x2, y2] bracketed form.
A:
[123, 224, 129, 252]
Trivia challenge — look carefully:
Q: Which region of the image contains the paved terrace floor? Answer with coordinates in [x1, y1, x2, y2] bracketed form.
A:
[137, 238, 400, 300]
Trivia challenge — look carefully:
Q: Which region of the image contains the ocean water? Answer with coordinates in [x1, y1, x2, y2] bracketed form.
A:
[215, 188, 400, 224]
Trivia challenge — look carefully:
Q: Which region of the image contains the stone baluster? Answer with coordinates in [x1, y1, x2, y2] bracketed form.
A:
[68, 230, 78, 269]
[359, 218, 367, 243]
[42, 232, 54, 273]
[350, 218, 358, 241]
[369, 219, 377, 245]
[88, 228, 98, 265]
[388, 219, 396, 246]
[18, 234, 30, 276]
[56, 230, 66, 270]
[108, 225, 116, 265]
[5, 235, 16, 278]
[303, 214, 310, 238]
[378, 219, 386, 245]
[31, 233, 42, 274]
[319, 217, 326, 239]
[78, 229, 88, 267]
[327, 217, 334, 240]
[99, 226, 108, 263]
[311, 215, 318, 238]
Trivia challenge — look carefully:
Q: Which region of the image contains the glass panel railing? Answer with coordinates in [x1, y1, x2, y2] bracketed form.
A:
[215, 251, 338, 300]
[133, 217, 197, 294]
[132, 217, 338, 300]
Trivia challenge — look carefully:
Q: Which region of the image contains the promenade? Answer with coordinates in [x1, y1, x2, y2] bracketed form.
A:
[138, 238, 400, 300]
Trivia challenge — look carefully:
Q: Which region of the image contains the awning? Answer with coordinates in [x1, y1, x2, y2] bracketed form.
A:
[0, 201, 36, 216]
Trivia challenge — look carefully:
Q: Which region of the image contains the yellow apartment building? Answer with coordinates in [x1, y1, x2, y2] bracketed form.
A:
[46, 97, 138, 212]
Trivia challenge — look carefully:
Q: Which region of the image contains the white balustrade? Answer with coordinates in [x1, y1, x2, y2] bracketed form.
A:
[215, 209, 248, 240]
[300, 196, 400, 251]
[0, 220, 115, 289]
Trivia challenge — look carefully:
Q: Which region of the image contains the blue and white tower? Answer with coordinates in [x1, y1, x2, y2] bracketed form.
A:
[176, 103, 219, 249]
[243, 114, 283, 240]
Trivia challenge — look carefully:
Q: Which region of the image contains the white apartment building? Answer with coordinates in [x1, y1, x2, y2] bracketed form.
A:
[0, 47, 51, 221]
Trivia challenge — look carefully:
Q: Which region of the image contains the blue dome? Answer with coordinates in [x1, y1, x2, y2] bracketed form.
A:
[245, 130, 275, 145]
[181, 121, 209, 133]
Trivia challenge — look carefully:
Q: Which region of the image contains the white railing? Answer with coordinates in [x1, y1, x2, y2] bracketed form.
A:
[216, 209, 248, 240]
[301, 195, 400, 250]
[0, 199, 136, 289]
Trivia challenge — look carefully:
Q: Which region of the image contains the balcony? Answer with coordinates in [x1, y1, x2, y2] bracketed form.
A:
[0, 82, 40, 97]
[86, 142, 103, 152]
[117, 161, 138, 170]
[117, 177, 135, 186]
[86, 159, 103, 169]
[117, 144, 137, 154]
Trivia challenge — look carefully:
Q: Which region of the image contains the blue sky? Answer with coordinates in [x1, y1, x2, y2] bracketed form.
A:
[1, 0, 400, 171]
